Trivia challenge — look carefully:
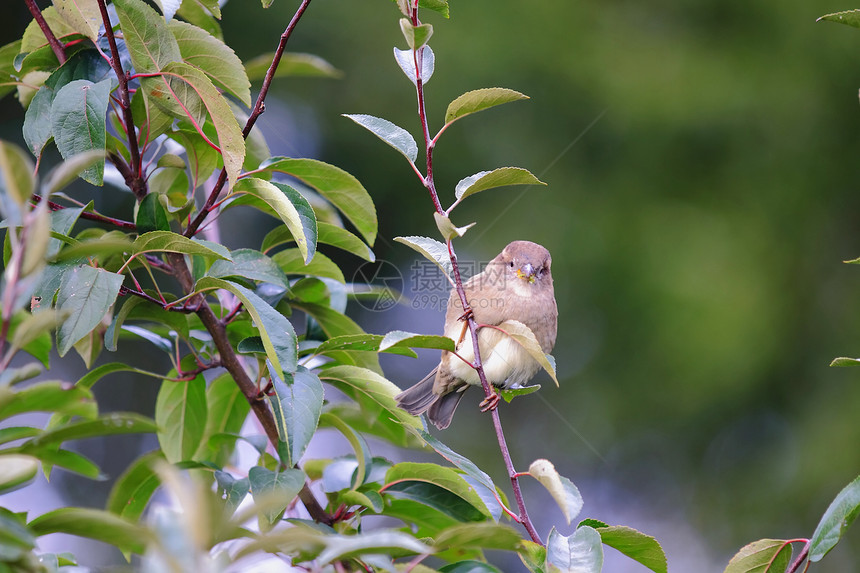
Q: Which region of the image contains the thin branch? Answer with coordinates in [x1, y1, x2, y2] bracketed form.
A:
[96, 0, 147, 200]
[409, 5, 543, 545]
[786, 541, 810, 573]
[31, 194, 137, 231]
[184, 0, 314, 238]
[118, 286, 200, 313]
[24, 0, 66, 65]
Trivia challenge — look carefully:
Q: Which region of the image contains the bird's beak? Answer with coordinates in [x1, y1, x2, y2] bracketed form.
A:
[517, 263, 536, 283]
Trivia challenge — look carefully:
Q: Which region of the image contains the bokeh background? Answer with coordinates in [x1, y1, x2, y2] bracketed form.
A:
[5, 0, 860, 570]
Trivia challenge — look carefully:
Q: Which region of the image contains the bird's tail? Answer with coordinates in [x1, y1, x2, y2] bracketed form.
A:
[427, 390, 465, 430]
[396, 368, 438, 416]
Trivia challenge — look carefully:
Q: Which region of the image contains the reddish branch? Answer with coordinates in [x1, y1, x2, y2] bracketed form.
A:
[184, 0, 313, 238]
[31, 194, 137, 231]
[409, 3, 543, 546]
[96, 0, 147, 200]
[24, 0, 66, 65]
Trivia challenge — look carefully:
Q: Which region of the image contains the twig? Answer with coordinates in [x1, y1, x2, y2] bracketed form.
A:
[24, 0, 66, 65]
[184, 0, 314, 238]
[409, 4, 543, 546]
[118, 286, 199, 313]
[31, 194, 137, 231]
[786, 541, 810, 573]
[96, 0, 147, 200]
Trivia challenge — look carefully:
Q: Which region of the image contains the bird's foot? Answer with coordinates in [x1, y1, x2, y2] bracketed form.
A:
[458, 307, 474, 322]
[479, 392, 501, 413]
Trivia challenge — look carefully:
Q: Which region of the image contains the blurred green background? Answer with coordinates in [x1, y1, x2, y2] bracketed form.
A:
[6, 0, 860, 570]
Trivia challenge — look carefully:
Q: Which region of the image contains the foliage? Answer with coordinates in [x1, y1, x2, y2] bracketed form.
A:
[2, 0, 859, 571]
[0, 0, 666, 571]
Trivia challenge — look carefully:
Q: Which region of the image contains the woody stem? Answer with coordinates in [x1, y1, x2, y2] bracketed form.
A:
[409, 4, 542, 546]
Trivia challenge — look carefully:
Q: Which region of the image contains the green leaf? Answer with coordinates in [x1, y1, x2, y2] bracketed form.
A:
[51, 79, 111, 185]
[394, 235, 453, 278]
[0, 426, 40, 445]
[319, 415, 371, 489]
[233, 178, 317, 264]
[830, 357, 860, 367]
[196, 373, 250, 465]
[53, 0, 101, 41]
[0, 382, 94, 420]
[215, 471, 250, 516]
[55, 265, 124, 357]
[399, 18, 433, 50]
[195, 276, 297, 378]
[42, 150, 107, 195]
[723, 539, 792, 573]
[106, 450, 165, 520]
[28, 507, 149, 555]
[587, 524, 667, 573]
[269, 366, 323, 468]
[434, 212, 475, 240]
[133, 230, 230, 260]
[546, 526, 603, 573]
[245, 52, 342, 80]
[207, 248, 289, 288]
[394, 46, 434, 86]
[495, 320, 559, 387]
[407, 427, 496, 494]
[114, 0, 182, 74]
[453, 167, 545, 203]
[520, 540, 548, 573]
[21, 6, 74, 55]
[324, 402, 420, 449]
[26, 448, 103, 479]
[135, 192, 171, 233]
[818, 10, 860, 29]
[22, 413, 157, 449]
[500, 384, 541, 403]
[0, 454, 39, 494]
[0, 140, 35, 208]
[168, 19, 251, 107]
[343, 114, 418, 165]
[23, 86, 54, 157]
[248, 466, 305, 525]
[144, 62, 245, 188]
[317, 529, 432, 565]
[384, 480, 485, 523]
[440, 562, 502, 573]
[155, 374, 207, 464]
[379, 330, 455, 352]
[264, 222, 374, 262]
[273, 249, 345, 283]
[312, 333, 404, 356]
[419, 0, 450, 17]
[168, 127, 218, 188]
[9, 309, 63, 356]
[175, 0, 222, 39]
[257, 157, 377, 245]
[318, 365, 423, 432]
[382, 497, 459, 538]
[386, 462, 492, 519]
[445, 88, 529, 126]
[434, 522, 523, 552]
[528, 459, 583, 525]
[809, 475, 860, 561]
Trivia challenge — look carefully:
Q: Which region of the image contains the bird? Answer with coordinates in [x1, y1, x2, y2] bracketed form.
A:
[396, 240, 558, 429]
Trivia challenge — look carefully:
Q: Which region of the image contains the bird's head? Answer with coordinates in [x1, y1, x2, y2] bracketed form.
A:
[497, 241, 552, 287]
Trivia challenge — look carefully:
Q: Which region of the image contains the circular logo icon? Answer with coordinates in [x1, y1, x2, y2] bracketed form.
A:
[352, 259, 403, 312]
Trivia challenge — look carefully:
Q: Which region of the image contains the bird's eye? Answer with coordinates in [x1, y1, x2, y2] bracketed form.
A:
[509, 261, 514, 268]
